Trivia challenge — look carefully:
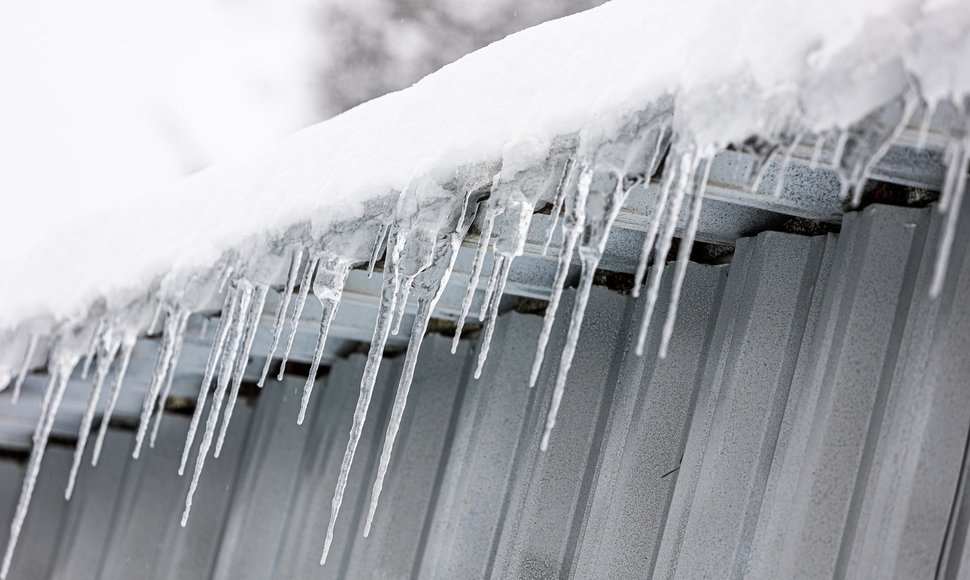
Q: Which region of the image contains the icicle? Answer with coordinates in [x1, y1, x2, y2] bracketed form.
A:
[364, 285, 438, 535]
[390, 281, 412, 336]
[473, 195, 534, 375]
[930, 139, 969, 297]
[451, 206, 496, 354]
[278, 255, 318, 380]
[1, 356, 76, 580]
[66, 334, 121, 499]
[298, 258, 351, 426]
[541, 159, 575, 255]
[809, 134, 826, 169]
[321, 267, 400, 565]
[530, 226, 578, 387]
[659, 157, 712, 358]
[258, 247, 303, 387]
[364, 214, 463, 535]
[539, 164, 633, 451]
[179, 287, 238, 476]
[632, 160, 678, 298]
[635, 152, 698, 356]
[475, 256, 513, 379]
[133, 309, 183, 459]
[148, 312, 190, 449]
[215, 283, 266, 457]
[11, 334, 39, 404]
[182, 282, 251, 526]
[367, 223, 389, 278]
[477, 260, 501, 321]
[92, 338, 134, 467]
[199, 316, 209, 338]
[78, 319, 105, 381]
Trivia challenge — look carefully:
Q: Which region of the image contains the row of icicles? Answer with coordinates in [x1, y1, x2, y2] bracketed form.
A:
[1, 95, 968, 577]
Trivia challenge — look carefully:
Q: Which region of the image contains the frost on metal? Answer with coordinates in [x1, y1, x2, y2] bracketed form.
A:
[1, 0, 970, 574]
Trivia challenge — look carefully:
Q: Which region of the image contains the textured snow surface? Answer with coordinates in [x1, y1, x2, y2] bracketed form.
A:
[1, 0, 968, 330]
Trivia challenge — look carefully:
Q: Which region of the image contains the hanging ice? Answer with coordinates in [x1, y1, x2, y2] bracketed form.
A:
[258, 247, 303, 387]
[92, 337, 135, 467]
[297, 255, 351, 426]
[182, 279, 252, 526]
[473, 192, 534, 379]
[364, 175, 478, 535]
[11, 334, 39, 404]
[215, 283, 269, 457]
[541, 114, 669, 450]
[66, 328, 121, 499]
[148, 311, 190, 449]
[133, 308, 187, 459]
[179, 287, 237, 475]
[278, 255, 318, 379]
[1, 339, 80, 580]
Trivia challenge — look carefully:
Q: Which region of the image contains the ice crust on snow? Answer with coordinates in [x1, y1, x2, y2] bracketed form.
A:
[1, 0, 970, 575]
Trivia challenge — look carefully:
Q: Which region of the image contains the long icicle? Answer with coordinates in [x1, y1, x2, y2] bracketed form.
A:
[451, 206, 496, 354]
[635, 152, 697, 356]
[659, 157, 712, 358]
[278, 255, 319, 379]
[215, 284, 269, 456]
[133, 310, 180, 459]
[66, 334, 121, 499]
[258, 247, 303, 387]
[364, 225, 463, 537]
[321, 264, 400, 565]
[632, 159, 679, 298]
[148, 312, 190, 449]
[182, 282, 251, 526]
[1, 358, 75, 580]
[475, 256, 515, 379]
[92, 338, 135, 466]
[11, 334, 39, 404]
[539, 254, 596, 452]
[364, 295, 434, 536]
[298, 260, 350, 426]
[179, 286, 238, 476]
[538, 167, 632, 451]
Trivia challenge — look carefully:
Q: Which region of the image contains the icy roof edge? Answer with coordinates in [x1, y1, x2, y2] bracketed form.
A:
[0, 0, 969, 349]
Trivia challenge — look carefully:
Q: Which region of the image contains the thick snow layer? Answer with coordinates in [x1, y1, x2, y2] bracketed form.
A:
[1, 0, 969, 330]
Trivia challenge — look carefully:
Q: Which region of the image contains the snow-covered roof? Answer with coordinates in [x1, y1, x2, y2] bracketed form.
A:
[1, 0, 969, 575]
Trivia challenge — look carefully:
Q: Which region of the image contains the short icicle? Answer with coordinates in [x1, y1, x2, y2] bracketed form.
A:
[182, 281, 251, 526]
[66, 333, 121, 499]
[180, 286, 238, 476]
[1, 354, 77, 580]
[92, 337, 135, 466]
[11, 334, 39, 404]
[215, 283, 267, 457]
[298, 257, 351, 426]
[541, 158, 574, 255]
[258, 247, 303, 387]
[451, 205, 496, 354]
[659, 156, 712, 358]
[278, 255, 319, 380]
